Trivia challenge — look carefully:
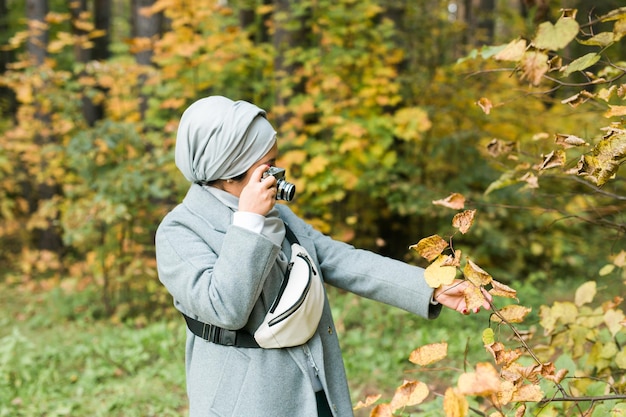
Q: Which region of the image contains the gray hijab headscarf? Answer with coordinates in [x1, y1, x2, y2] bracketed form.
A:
[175, 96, 277, 183]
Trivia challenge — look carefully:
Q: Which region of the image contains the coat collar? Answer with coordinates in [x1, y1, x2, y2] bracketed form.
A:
[181, 183, 234, 233]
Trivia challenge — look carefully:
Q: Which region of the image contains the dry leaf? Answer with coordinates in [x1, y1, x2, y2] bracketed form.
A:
[477, 97, 493, 114]
[370, 403, 392, 417]
[457, 362, 501, 396]
[491, 305, 532, 324]
[555, 133, 588, 148]
[487, 138, 516, 157]
[452, 210, 476, 234]
[432, 193, 466, 210]
[409, 342, 448, 366]
[464, 283, 488, 311]
[353, 394, 381, 410]
[390, 380, 429, 411]
[489, 279, 518, 300]
[409, 235, 448, 262]
[511, 384, 544, 402]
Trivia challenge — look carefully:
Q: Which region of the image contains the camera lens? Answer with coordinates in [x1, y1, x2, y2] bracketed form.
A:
[276, 179, 296, 201]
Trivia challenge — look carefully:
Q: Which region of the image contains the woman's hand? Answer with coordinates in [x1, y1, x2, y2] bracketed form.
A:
[238, 164, 278, 216]
[434, 279, 492, 315]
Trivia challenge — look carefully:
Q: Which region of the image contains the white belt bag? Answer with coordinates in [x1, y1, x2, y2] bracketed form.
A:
[254, 225, 325, 349]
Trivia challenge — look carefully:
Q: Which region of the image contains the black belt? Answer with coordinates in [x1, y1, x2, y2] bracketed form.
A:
[182, 314, 261, 348]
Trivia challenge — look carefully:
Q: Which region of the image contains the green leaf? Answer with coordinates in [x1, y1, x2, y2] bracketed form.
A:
[533, 17, 579, 50]
[578, 32, 615, 47]
[562, 53, 601, 77]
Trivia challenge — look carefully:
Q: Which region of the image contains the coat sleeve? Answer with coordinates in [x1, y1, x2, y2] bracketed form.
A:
[155, 211, 282, 329]
[280, 207, 442, 319]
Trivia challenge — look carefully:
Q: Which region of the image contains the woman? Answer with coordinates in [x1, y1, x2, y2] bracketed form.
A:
[155, 96, 491, 417]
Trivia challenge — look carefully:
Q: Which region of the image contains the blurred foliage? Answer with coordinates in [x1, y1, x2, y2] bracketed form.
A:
[0, 0, 623, 329]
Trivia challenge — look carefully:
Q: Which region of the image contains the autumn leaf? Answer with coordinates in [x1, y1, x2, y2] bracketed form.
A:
[432, 193, 466, 210]
[457, 362, 501, 396]
[424, 255, 457, 288]
[370, 403, 392, 417]
[463, 259, 492, 286]
[604, 308, 626, 337]
[464, 282, 488, 311]
[443, 388, 468, 417]
[537, 149, 566, 170]
[452, 210, 476, 234]
[489, 280, 518, 300]
[485, 341, 524, 365]
[577, 129, 626, 186]
[390, 380, 429, 411]
[490, 305, 531, 324]
[409, 235, 448, 262]
[555, 133, 588, 148]
[442, 250, 462, 267]
[521, 50, 550, 85]
[476, 97, 493, 114]
[511, 384, 544, 402]
[494, 38, 527, 61]
[353, 394, 381, 410]
[574, 281, 596, 306]
[409, 342, 448, 366]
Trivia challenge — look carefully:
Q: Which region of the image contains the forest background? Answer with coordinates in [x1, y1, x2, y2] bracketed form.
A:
[0, 0, 625, 416]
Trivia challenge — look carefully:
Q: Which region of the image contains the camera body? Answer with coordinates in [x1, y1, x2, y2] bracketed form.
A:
[263, 167, 296, 201]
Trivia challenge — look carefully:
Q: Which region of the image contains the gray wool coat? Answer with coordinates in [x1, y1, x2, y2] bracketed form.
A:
[155, 183, 442, 417]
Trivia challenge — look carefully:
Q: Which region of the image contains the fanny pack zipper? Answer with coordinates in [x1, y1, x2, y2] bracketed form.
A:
[268, 253, 314, 326]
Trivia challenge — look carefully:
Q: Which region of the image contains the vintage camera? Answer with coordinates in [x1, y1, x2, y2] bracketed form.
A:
[263, 166, 296, 201]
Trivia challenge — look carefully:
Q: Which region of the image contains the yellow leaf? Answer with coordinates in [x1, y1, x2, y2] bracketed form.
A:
[491, 305, 531, 324]
[457, 362, 501, 396]
[443, 388, 468, 417]
[604, 308, 625, 337]
[605, 105, 626, 117]
[409, 235, 448, 262]
[409, 342, 448, 366]
[424, 255, 457, 288]
[494, 38, 527, 61]
[574, 281, 596, 306]
[452, 210, 476, 234]
[432, 193, 466, 210]
[463, 259, 492, 286]
[390, 380, 429, 411]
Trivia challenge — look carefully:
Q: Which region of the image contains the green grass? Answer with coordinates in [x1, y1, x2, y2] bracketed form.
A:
[0, 279, 555, 417]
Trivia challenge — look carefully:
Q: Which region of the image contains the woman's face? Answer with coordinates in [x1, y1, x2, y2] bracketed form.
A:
[226, 142, 278, 197]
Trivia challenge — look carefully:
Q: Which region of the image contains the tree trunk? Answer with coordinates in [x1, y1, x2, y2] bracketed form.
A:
[26, 0, 48, 65]
[93, 0, 111, 61]
[26, 0, 63, 253]
[131, 0, 163, 118]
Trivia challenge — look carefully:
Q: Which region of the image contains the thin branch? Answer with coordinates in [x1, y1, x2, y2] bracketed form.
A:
[539, 394, 626, 404]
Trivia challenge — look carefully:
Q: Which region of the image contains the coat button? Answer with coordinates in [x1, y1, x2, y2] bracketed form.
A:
[327, 326, 333, 334]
